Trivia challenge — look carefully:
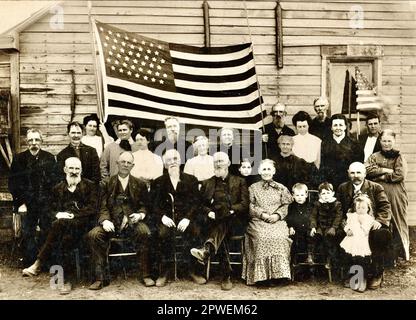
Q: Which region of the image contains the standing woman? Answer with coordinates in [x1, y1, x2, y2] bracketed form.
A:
[242, 159, 293, 285]
[292, 111, 322, 169]
[365, 129, 409, 261]
[81, 114, 113, 158]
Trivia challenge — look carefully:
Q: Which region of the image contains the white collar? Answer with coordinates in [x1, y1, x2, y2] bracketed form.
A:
[319, 197, 337, 204]
[353, 181, 364, 191]
[115, 137, 135, 145]
[333, 133, 346, 143]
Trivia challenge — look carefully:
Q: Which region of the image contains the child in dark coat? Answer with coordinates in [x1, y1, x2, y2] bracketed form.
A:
[310, 182, 343, 268]
[287, 183, 315, 264]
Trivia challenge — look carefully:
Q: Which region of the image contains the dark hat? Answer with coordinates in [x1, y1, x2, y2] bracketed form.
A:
[83, 113, 100, 126]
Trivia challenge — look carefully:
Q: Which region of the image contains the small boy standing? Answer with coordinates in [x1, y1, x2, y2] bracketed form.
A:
[310, 182, 343, 268]
[287, 183, 315, 264]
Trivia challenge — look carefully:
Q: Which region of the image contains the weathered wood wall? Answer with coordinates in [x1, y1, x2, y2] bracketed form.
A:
[15, 0, 416, 222]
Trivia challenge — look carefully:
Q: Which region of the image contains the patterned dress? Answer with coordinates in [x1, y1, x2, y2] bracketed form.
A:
[242, 180, 293, 285]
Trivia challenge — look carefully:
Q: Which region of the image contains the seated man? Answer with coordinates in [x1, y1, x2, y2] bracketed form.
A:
[191, 152, 249, 291]
[88, 151, 153, 290]
[152, 149, 206, 287]
[22, 157, 98, 295]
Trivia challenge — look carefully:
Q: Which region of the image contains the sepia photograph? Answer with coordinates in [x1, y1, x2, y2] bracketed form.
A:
[0, 0, 415, 305]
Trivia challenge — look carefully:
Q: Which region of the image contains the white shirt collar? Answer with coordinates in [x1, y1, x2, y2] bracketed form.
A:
[118, 175, 130, 191]
[115, 137, 135, 145]
[353, 181, 364, 192]
[333, 132, 346, 144]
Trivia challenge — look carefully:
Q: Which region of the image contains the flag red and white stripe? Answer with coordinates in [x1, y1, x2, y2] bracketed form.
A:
[93, 21, 265, 130]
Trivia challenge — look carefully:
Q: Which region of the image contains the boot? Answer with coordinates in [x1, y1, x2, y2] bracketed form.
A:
[22, 259, 41, 277]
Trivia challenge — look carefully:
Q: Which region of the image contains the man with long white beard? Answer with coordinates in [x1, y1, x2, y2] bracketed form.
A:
[190, 152, 249, 291]
[22, 157, 98, 295]
[152, 149, 205, 287]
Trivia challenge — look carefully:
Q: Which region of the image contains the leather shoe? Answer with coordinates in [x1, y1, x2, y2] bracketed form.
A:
[156, 275, 168, 287]
[221, 277, 233, 291]
[22, 264, 40, 277]
[190, 273, 207, 285]
[59, 282, 72, 295]
[190, 247, 209, 265]
[88, 280, 109, 290]
[368, 273, 383, 290]
[143, 277, 155, 287]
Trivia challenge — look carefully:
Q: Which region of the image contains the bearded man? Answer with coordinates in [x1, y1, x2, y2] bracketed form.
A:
[22, 157, 98, 295]
[190, 152, 249, 291]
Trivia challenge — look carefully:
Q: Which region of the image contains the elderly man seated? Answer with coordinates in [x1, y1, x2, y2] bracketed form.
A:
[88, 151, 153, 290]
[190, 152, 249, 291]
[22, 157, 98, 295]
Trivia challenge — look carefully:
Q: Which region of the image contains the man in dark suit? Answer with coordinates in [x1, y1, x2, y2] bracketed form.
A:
[191, 152, 249, 291]
[320, 114, 364, 190]
[57, 121, 100, 184]
[337, 162, 392, 290]
[22, 157, 98, 294]
[310, 96, 332, 140]
[88, 151, 153, 289]
[152, 149, 205, 287]
[262, 102, 295, 159]
[8, 128, 57, 266]
[358, 113, 382, 162]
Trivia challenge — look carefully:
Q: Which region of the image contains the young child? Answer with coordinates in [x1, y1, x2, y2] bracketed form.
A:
[287, 183, 315, 264]
[340, 195, 375, 291]
[238, 158, 259, 187]
[310, 182, 343, 267]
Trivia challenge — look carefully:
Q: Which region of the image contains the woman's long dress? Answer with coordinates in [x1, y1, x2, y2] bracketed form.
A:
[366, 151, 409, 260]
[242, 180, 293, 285]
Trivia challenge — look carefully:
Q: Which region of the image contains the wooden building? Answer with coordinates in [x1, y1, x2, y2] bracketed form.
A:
[0, 0, 415, 235]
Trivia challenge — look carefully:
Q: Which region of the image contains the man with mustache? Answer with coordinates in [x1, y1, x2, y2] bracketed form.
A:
[152, 149, 205, 287]
[9, 128, 57, 266]
[262, 103, 295, 159]
[152, 117, 193, 165]
[88, 151, 153, 289]
[100, 119, 138, 180]
[320, 114, 363, 190]
[359, 112, 383, 162]
[57, 121, 100, 184]
[310, 96, 332, 140]
[337, 162, 392, 290]
[21, 157, 98, 294]
[190, 152, 249, 290]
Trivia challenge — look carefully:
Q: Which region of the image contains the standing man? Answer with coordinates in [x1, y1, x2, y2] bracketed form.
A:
[262, 102, 295, 159]
[320, 114, 363, 191]
[152, 117, 193, 164]
[88, 151, 153, 289]
[359, 113, 382, 162]
[22, 157, 98, 294]
[152, 149, 205, 287]
[310, 96, 332, 140]
[9, 129, 57, 266]
[190, 152, 249, 291]
[57, 121, 100, 184]
[337, 162, 392, 290]
[100, 119, 137, 180]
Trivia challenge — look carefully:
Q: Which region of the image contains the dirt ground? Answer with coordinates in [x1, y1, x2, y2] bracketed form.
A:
[1, 231, 416, 300]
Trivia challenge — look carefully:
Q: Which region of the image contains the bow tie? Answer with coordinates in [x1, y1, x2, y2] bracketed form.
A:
[119, 140, 131, 151]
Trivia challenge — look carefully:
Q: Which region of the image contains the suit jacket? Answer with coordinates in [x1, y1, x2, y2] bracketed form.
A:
[200, 174, 249, 221]
[50, 178, 98, 225]
[337, 179, 391, 227]
[152, 171, 199, 222]
[8, 149, 57, 208]
[57, 143, 100, 183]
[358, 133, 382, 160]
[98, 174, 149, 229]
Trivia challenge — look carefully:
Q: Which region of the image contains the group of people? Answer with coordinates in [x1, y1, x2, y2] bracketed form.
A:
[7, 95, 409, 295]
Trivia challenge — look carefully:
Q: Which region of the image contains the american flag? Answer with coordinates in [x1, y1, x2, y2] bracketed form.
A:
[93, 21, 266, 130]
[355, 66, 382, 111]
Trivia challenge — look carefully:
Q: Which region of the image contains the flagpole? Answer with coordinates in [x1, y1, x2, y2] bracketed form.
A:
[87, 1, 104, 121]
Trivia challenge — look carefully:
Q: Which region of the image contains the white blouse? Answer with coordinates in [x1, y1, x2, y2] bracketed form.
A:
[81, 135, 103, 158]
[292, 133, 321, 169]
[184, 154, 215, 181]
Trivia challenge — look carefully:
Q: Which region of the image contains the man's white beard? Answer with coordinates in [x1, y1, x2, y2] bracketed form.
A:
[168, 166, 180, 178]
[66, 174, 81, 187]
[214, 167, 228, 179]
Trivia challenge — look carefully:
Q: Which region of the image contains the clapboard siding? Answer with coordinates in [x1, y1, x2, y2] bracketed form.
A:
[16, 0, 416, 223]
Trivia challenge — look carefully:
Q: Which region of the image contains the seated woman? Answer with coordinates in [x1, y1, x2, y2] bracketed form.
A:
[242, 159, 293, 285]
